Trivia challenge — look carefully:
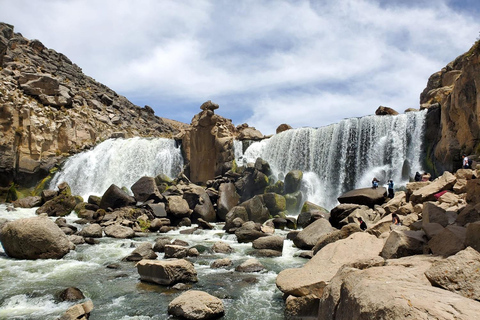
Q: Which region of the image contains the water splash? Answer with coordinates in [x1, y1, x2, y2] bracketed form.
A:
[49, 137, 183, 200]
[241, 111, 426, 209]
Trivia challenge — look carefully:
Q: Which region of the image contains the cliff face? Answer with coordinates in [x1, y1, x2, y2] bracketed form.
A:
[421, 40, 480, 173]
[0, 23, 186, 187]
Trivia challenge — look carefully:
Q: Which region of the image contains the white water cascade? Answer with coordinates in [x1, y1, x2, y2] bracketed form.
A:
[49, 137, 184, 200]
[241, 110, 427, 210]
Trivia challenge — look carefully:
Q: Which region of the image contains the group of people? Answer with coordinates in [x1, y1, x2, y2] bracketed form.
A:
[357, 212, 401, 231]
[371, 177, 395, 199]
[414, 171, 431, 182]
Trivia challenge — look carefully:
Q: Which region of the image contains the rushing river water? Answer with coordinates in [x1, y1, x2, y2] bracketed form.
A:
[0, 205, 305, 320]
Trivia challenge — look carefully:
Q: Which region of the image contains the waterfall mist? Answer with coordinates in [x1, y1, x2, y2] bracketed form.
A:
[49, 137, 184, 200]
[240, 110, 427, 210]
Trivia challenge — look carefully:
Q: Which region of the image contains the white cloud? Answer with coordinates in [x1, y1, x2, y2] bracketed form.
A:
[0, 0, 479, 134]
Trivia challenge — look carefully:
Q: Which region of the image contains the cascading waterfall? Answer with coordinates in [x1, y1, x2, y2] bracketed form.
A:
[240, 110, 427, 210]
[49, 137, 184, 200]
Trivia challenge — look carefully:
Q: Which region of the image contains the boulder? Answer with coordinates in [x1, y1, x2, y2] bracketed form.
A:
[136, 259, 198, 285]
[252, 235, 284, 252]
[212, 241, 233, 254]
[78, 224, 102, 238]
[410, 171, 457, 204]
[293, 218, 334, 250]
[262, 193, 287, 215]
[168, 290, 224, 320]
[210, 258, 232, 269]
[0, 216, 71, 259]
[58, 300, 94, 320]
[422, 202, 449, 227]
[276, 123, 292, 134]
[146, 203, 167, 218]
[466, 178, 480, 204]
[318, 255, 480, 320]
[375, 105, 399, 115]
[284, 191, 304, 213]
[422, 223, 444, 240]
[383, 191, 406, 214]
[405, 181, 430, 201]
[465, 221, 480, 252]
[380, 230, 426, 259]
[237, 126, 264, 140]
[425, 247, 480, 300]
[329, 203, 369, 228]
[235, 258, 265, 272]
[104, 225, 135, 239]
[297, 201, 329, 228]
[235, 221, 268, 243]
[428, 225, 466, 257]
[455, 168, 476, 180]
[284, 294, 319, 320]
[453, 178, 468, 194]
[57, 287, 85, 302]
[99, 184, 136, 210]
[239, 195, 270, 224]
[456, 203, 480, 226]
[124, 242, 157, 261]
[276, 232, 384, 297]
[367, 214, 395, 237]
[164, 244, 188, 259]
[166, 195, 193, 218]
[284, 170, 303, 193]
[153, 237, 171, 252]
[149, 218, 170, 231]
[224, 206, 248, 232]
[36, 193, 77, 217]
[68, 235, 85, 245]
[216, 182, 239, 221]
[312, 223, 362, 254]
[13, 196, 42, 208]
[182, 184, 216, 222]
[337, 187, 387, 208]
[131, 176, 163, 203]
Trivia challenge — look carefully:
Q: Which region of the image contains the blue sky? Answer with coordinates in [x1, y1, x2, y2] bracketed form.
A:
[0, 0, 479, 134]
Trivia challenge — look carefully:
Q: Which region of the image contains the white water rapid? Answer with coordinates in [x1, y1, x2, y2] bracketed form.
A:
[240, 110, 427, 209]
[49, 137, 184, 200]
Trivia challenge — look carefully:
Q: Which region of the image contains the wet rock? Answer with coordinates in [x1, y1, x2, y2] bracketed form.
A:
[166, 195, 193, 218]
[212, 241, 233, 254]
[78, 224, 102, 238]
[210, 258, 233, 269]
[153, 237, 171, 252]
[124, 242, 157, 261]
[297, 201, 329, 228]
[168, 290, 224, 320]
[104, 225, 135, 239]
[136, 259, 198, 285]
[57, 300, 93, 320]
[57, 287, 85, 302]
[235, 258, 265, 272]
[235, 221, 268, 243]
[216, 182, 240, 221]
[99, 184, 136, 210]
[252, 235, 284, 252]
[284, 170, 303, 194]
[239, 195, 270, 224]
[164, 244, 188, 259]
[36, 193, 77, 217]
[131, 176, 163, 203]
[224, 206, 248, 232]
[13, 196, 42, 208]
[0, 216, 71, 259]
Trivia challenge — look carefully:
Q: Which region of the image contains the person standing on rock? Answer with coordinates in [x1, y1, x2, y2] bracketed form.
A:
[463, 154, 470, 169]
[391, 213, 401, 226]
[387, 180, 394, 198]
[371, 178, 379, 189]
[357, 217, 367, 231]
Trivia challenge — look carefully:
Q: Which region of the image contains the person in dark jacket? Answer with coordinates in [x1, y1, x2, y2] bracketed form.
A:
[357, 217, 367, 231]
[387, 179, 394, 198]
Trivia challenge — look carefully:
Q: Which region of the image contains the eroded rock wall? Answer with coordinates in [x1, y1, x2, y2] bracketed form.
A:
[0, 23, 185, 187]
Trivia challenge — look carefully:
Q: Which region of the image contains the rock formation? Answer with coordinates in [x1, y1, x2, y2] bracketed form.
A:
[421, 39, 480, 173]
[0, 23, 184, 188]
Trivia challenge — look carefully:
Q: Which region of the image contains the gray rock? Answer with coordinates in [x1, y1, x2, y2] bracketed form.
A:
[235, 258, 265, 272]
[168, 290, 224, 319]
[78, 224, 102, 238]
[217, 182, 240, 221]
[124, 242, 157, 261]
[136, 259, 198, 285]
[337, 187, 387, 208]
[252, 235, 284, 252]
[99, 184, 136, 210]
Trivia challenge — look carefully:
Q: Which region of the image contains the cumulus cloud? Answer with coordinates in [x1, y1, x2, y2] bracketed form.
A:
[1, 0, 479, 134]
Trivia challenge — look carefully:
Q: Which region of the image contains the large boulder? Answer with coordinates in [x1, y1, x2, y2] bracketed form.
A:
[235, 258, 265, 272]
[136, 259, 198, 285]
[130, 176, 163, 203]
[216, 182, 239, 221]
[276, 232, 384, 298]
[312, 223, 362, 254]
[252, 235, 284, 252]
[36, 193, 77, 217]
[104, 225, 135, 239]
[284, 170, 303, 193]
[168, 290, 224, 320]
[410, 171, 457, 204]
[318, 255, 480, 320]
[428, 225, 466, 257]
[329, 203, 369, 228]
[297, 201, 329, 228]
[466, 178, 480, 204]
[422, 202, 449, 227]
[262, 193, 287, 216]
[166, 195, 193, 219]
[239, 195, 270, 224]
[0, 216, 71, 259]
[380, 230, 426, 259]
[224, 206, 248, 233]
[425, 247, 480, 300]
[78, 224, 102, 238]
[234, 221, 268, 243]
[293, 218, 334, 250]
[124, 242, 157, 261]
[99, 184, 136, 210]
[337, 187, 387, 208]
[181, 184, 216, 222]
[465, 221, 480, 252]
[13, 196, 43, 208]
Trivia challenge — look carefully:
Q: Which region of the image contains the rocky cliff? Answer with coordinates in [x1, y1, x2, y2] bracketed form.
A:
[0, 23, 186, 188]
[421, 39, 480, 174]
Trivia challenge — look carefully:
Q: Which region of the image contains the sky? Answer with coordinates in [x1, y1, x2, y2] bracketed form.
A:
[0, 0, 479, 135]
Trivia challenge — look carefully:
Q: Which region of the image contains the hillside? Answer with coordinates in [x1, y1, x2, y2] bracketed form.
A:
[0, 23, 188, 188]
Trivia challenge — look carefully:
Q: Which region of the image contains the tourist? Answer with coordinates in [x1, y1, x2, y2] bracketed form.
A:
[357, 217, 367, 231]
[422, 172, 431, 181]
[387, 179, 394, 198]
[392, 213, 401, 226]
[372, 177, 379, 189]
[414, 171, 422, 181]
[463, 154, 470, 169]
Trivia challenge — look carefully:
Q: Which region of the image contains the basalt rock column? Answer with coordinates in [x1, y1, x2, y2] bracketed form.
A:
[182, 101, 237, 184]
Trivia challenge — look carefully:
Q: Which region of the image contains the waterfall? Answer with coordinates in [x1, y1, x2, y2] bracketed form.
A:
[240, 110, 427, 210]
[49, 137, 184, 200]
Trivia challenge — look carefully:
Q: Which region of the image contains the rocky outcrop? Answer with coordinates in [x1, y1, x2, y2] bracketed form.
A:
[0, 23, 182, 188]
[0, 216, 71, 259]
[420, 39, 480, 173]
